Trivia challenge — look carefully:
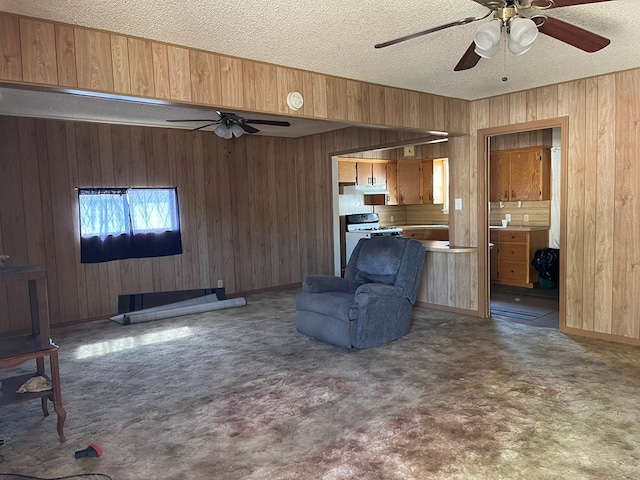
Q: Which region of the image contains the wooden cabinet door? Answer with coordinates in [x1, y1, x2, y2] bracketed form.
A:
[338, 161, 357, 183]
[490, 153, 510, 202]
[386, 162, 398, 205]
[510, 149, 541, 201]
[421, 160, 433, 204]
[397, 161, 422, 205]
[356, 161, 373, 185]
[371, 162, 387, 187]
[490, 231, 499, 281]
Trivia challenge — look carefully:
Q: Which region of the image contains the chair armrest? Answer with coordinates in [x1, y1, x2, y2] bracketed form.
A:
[355, 283, 404, 299]
[302, 275, 362, 293]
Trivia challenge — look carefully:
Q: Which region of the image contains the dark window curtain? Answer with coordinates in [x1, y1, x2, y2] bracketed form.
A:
[79, 188, 183, 263]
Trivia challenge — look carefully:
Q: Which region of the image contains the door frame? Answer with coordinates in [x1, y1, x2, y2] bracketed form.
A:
[477, 117, 568, 330]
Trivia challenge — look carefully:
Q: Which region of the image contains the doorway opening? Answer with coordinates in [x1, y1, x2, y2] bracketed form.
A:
[478, 117, 568, 331]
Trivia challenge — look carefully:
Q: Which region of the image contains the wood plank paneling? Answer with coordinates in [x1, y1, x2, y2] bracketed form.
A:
[127, 38, 154, 97]
[0, 15, 22, 81]
[19, 18, 57, 85]
[594, 74, 615, 334]
[54, 25, 77, 87]
[190, 50, 221, 106]
[326, 76, 347, 120]
[613, 69, 640, 339]
[1, 12, 470, 135]
[0, 117, 30, 331]
[167, 45, 192, 102]
[219, 56, 244, 108]
[152, 42, 170, 99]
[369, 84, 385, 125]
[74, 28, 113, 91]
[110, 35, 131, 94]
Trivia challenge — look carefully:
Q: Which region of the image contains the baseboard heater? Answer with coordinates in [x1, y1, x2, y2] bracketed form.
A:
[111, 287, 246, 325]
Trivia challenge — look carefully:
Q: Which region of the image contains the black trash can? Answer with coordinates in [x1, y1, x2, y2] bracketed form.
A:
[531, 248, 560, 289]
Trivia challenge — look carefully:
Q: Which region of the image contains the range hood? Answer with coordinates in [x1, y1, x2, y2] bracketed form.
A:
[342, 185, 389, 195]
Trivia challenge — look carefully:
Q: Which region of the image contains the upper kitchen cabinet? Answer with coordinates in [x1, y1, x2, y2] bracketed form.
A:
[397, 161, 421, 205]
[338, 160, 357, 183]
[356, 161, 387, 187]
[386, 162, 398, 205]
[490, 146, 551, 202]
[421, 160, 433, 204]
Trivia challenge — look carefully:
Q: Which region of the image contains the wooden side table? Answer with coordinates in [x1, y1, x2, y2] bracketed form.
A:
[0, 266, 66, 442]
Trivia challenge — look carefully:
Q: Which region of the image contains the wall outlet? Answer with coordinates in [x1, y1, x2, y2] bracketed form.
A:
[217, 279, 224, 288]
[505, 213, 511, 221]
[454, 198, 462, 210]
[524, 214, 529, 222]
[390, 215, 394, 223]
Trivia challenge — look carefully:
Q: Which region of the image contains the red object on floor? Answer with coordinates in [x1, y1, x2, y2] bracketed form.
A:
[75, 443, 102, 458]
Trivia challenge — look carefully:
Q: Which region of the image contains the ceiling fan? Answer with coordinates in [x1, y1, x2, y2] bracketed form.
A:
[374, 0, 612, 71]
[167, 111, 291, 139]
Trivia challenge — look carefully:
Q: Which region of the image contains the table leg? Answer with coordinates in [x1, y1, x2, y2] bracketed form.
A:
[49, 350, 66, 443]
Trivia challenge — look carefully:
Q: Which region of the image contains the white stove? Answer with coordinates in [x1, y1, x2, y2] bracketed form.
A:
[344, 213, 403, 262]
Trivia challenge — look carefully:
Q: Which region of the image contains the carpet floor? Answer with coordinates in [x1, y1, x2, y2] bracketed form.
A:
[1, 288, 639, 479]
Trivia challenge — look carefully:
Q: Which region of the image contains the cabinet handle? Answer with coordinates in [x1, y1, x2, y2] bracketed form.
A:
[372, 178, 376, 185]
[504, 191, 508, 198]
[512, 190, 515, 198]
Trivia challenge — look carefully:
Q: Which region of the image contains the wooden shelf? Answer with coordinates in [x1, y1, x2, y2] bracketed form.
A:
[0, 372, 53, 407]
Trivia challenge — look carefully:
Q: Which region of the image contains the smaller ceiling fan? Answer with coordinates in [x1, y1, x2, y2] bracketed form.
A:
[374, 0, 613, 71]
[167, 111, 291, 139]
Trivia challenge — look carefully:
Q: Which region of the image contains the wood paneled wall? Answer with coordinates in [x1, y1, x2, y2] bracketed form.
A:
[0, 116, 300, 331]
[0, 115, 429, 333]
[490, 129, 553, 151]
[459, 70, 640, 345]
[0, 12, 468, 135]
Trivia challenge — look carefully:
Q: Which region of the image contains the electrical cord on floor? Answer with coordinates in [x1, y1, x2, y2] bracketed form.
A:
[0, 474, 112, 480]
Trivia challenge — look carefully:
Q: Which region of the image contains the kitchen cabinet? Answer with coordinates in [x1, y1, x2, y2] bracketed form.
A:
[421, 160, 433, 204]
[386, 162, 398, 205]
[404, 228, 448, 241]
[356, 161, 386, 187]
[490, 228, 549, 288]
[397, 161, 421, 205]
[490, 146, 551, 202]
[338, 161, 357, 183]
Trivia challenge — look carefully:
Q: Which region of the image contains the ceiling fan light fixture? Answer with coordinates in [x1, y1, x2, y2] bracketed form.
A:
[213, 124, 233, 139]
[508, 38, 534, 55]
[474, 20, 502, 58]
[230, 124, 245, 138]
[509, 17, 539, 48]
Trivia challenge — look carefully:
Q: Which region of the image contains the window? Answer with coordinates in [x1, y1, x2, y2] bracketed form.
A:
[432, 158, 450, 213]
[78, 188, 182, 263]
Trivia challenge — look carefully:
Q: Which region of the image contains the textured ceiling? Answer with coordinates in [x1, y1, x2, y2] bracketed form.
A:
[1, 0, 636, 101]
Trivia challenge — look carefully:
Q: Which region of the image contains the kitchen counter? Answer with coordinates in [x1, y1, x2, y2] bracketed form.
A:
[383, 224, 449, 229]
[489, 225, 549, 231]
[419, 240, 476, 253]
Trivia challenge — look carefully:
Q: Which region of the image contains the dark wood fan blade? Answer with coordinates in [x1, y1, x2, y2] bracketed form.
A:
[550, 0, 613, 7]
[189, 123, 216, 132]
[454, 42, 482, 71]
[538, 17, 610, 52]
[239, 123, 260, 134]
[375, 17, 480, 49]
[245, 119, 291, 127]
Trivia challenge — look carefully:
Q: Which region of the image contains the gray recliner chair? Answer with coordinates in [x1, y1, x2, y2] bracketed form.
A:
[295, 236, 425, 349]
